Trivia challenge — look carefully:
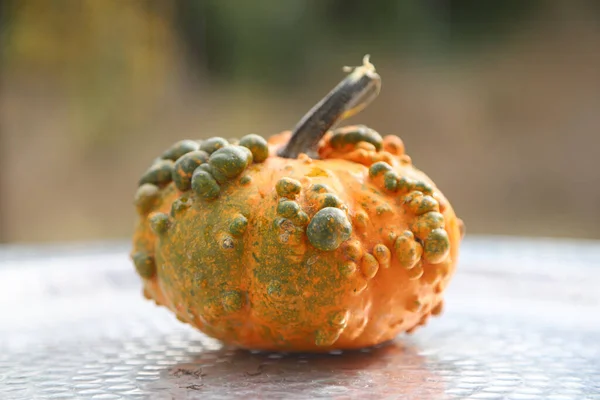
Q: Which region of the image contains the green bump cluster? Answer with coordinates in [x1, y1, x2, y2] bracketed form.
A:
[173, 150, 210, 191]
[139, 159, 174, 187]
[307, 207, 352, 251]
[330, 125, 383, 151]
[132, 252, 156, 278]
[161, 140, 199, 161]
[367, 159, 436, 199]
[276, 177, 302, 198]
[274, 177, 309, 225]
[128, 137, 255, 199]
[239, 134, 269, 162]
[368, 161, 392, 178]
[398, 185, 451, 265]
[137, 135, 260, 202]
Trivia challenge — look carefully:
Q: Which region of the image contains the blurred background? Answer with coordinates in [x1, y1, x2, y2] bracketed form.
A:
[0, 0, 599, 243]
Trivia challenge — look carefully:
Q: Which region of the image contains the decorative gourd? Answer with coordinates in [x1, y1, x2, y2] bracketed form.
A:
[131, 56, 464, 352]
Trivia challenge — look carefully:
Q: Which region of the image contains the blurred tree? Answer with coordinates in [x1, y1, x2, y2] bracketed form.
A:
[173, 0, 540, 85]
[1, 0, 176, 147]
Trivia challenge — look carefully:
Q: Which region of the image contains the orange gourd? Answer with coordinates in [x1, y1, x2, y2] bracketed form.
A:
[131, 56, 464, 352]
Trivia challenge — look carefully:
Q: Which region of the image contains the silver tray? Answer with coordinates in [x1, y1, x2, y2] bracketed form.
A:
[1, 236, 599, 399]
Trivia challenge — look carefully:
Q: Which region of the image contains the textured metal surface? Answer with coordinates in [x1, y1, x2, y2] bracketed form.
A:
[1, 236, 599, 399]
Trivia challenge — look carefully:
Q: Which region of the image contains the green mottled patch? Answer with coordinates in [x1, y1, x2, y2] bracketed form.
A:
[307, 207, 352, 251]
[132, 252, 156, 278]
[173, 150, 210, 191]
[209, 146, 251, 180]
[221, 290, 245, 313]
[276, 177, 302, 197]
[139, 159, 174, 187]
[267, 280, 283, 298]
[239, 133, 269, 162]
[134, 183, 160, 214]
[424, 228, 450, 264]
[200, 137, 229, 154]
[191, 170, 220, 199]
[277, 200, 301, 218]
[162, 140, 200, 161]
[229, 215, 248, 236]
[368, 161, 392, 178]
[149, 212, 170, 235]
[330, 125, 383, 150]
[384, 171, 399, 191]
[240, 175, 252, 185]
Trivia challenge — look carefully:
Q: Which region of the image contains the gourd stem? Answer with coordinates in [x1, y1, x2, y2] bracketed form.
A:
[278, 55, 381, 159]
